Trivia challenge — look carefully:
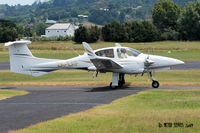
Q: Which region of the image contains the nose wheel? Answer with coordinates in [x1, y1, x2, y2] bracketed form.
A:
[149, 72, 160, 88]
[152, 80, 159, 88]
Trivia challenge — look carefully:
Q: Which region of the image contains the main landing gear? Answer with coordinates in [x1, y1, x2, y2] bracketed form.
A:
[110, 73, 125, 89]
[149, 72, 159, 88]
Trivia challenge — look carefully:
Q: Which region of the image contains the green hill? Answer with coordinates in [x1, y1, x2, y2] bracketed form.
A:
[0, 0, 196, 25]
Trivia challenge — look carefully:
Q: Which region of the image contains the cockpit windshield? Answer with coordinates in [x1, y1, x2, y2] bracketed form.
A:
[117, 48, 141, 59]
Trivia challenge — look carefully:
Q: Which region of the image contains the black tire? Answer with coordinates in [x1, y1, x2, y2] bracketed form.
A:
[152, 81, 159, 88]
[118, 81, 123, 87]
[110, 82, 117, 89]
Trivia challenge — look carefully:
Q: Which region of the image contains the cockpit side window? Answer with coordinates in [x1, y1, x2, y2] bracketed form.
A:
[117, 48, 128, 59]
[117, 48, 141, 58]
[95, 49, 114, 58]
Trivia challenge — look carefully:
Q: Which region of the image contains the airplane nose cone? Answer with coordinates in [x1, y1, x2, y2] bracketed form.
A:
[165, 58, 185, 66]
[148, 55, 185, 67]
[175, 59, 185, 65]
[164, 58, 185, 66]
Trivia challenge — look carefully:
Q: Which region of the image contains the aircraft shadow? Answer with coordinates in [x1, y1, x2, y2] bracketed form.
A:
[1, 87, 17, 90]
[86, 86, 133, 92]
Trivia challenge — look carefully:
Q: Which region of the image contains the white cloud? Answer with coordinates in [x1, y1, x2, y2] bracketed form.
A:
[0, 0, 47, 6]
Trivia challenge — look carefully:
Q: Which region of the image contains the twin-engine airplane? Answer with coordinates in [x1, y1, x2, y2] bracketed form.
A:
[5, 40, 184, 88]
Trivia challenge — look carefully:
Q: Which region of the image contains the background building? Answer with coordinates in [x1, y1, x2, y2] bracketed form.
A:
[43, 23, 78, 37]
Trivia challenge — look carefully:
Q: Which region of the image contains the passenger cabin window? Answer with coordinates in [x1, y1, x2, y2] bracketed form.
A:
[117, 48, 141, 59]
[95, 49, 114, 58]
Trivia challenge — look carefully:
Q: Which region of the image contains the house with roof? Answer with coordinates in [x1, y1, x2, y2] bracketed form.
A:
[43, 23, 78, 37]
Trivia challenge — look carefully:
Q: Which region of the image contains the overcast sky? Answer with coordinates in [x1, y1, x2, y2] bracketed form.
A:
[0, 0, 46, 6]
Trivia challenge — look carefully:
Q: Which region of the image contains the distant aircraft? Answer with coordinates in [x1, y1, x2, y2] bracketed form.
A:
[5, 40, 184, 88]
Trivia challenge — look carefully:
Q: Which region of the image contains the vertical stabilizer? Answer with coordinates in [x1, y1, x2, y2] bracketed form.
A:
[5, 40, 34, 75]
[5, 40, 59, 76]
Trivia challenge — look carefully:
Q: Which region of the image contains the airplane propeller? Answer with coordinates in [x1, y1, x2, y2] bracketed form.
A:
[143, 48, 155, 81]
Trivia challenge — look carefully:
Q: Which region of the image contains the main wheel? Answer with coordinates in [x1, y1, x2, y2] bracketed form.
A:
[118, 81, 123, 87]
[119, 73, 125, 87]
[152, 80, 159, 88]
[110, 82, 117, 89]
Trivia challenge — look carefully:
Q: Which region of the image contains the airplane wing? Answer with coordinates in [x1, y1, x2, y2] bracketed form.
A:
[90, 58, 122, 70]
[82, 42, 123, 70]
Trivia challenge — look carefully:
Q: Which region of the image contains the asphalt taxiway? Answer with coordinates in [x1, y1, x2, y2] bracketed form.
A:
[1, 86, 200, 132]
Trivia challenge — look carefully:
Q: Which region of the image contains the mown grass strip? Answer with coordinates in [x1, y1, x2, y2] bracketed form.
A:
[10, 89, 200, 133]
[0, 70, 199, 86]
[0, 89, 28, 100]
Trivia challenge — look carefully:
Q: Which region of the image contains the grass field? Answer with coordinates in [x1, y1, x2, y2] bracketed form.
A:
[10, 89, 200, 133]
[0, 89, 28, 100]
[0, 70, 200, 86]
[0, 41, 200, 62]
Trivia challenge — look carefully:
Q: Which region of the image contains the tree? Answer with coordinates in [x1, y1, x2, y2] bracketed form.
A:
[140, 21, 161, 42]
[35, 22, 47, 36]
[0, 27, 18, 43]
[152, 0, 181, 31]
[0, 19, 17, 28]
[74, 25, 100, 43]
[179, 0, 200, 40]
[102, 21, 128, 42]
[102, 21, 160, 42]
[0, 20, 18, 43]
[129, 21, 160, 42]
[32, 32, 38, 41]
[88, 25, 101, 43]
[74, 26, 89, 43]
[89, 10, 116, 25]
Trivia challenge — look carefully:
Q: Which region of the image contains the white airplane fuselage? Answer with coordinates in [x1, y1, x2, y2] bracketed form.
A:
[35, 47, 183, 74]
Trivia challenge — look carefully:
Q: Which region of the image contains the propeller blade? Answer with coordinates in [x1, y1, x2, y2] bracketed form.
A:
[93, 71, 96, 78]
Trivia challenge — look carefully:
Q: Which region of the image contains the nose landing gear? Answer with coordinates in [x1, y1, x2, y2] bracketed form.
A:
[149, 72, 159, 88]
[152, 80, 159, 88]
